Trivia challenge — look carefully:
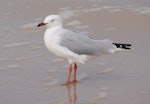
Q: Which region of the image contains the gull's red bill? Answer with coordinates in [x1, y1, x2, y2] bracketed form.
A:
[37, 22, 46, 27]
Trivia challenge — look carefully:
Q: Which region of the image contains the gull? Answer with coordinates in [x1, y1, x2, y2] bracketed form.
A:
[37, 15, 131, 85]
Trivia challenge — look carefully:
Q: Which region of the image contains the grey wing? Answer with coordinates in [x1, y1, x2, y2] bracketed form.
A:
[60, 30, 116, 55]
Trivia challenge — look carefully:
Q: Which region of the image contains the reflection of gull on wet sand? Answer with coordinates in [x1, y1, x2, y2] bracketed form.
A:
[66, 83, 77, 104]
[37, 15, 132, 85]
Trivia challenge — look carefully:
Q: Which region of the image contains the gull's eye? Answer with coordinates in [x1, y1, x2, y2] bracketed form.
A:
[51, 19, 55, 22]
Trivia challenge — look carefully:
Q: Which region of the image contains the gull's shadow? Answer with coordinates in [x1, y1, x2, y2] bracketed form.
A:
[65, 83, 77, 104]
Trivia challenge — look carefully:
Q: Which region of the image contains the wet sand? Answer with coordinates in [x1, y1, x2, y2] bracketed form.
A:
[0, 0, 150, 104]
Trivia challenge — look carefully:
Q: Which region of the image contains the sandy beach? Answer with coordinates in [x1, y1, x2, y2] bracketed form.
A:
[0, 0, 150, 104]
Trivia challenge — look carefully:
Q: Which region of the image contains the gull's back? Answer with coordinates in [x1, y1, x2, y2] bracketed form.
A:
[60, 29, 116, 55]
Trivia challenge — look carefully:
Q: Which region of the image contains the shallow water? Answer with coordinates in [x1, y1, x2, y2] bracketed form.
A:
[0, 0, 150, 104]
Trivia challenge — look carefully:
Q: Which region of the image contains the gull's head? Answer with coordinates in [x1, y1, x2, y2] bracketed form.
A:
[37, 15, 63, 28]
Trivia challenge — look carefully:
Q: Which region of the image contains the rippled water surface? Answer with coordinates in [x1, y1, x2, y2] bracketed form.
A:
[0, 0, 150, 104]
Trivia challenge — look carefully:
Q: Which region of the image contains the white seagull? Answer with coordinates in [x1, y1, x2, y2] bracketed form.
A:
[37, 15, 131, 85]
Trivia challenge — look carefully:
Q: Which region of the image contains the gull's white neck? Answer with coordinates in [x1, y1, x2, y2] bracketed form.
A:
[45, 25, 63, 34]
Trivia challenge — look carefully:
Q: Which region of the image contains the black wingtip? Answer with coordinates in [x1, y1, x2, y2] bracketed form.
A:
[113, 43, 132, 49]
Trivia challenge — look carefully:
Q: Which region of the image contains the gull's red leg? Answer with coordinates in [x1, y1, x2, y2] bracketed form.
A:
[65, 64, 72, 85]
[72, 63, 77, 83]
